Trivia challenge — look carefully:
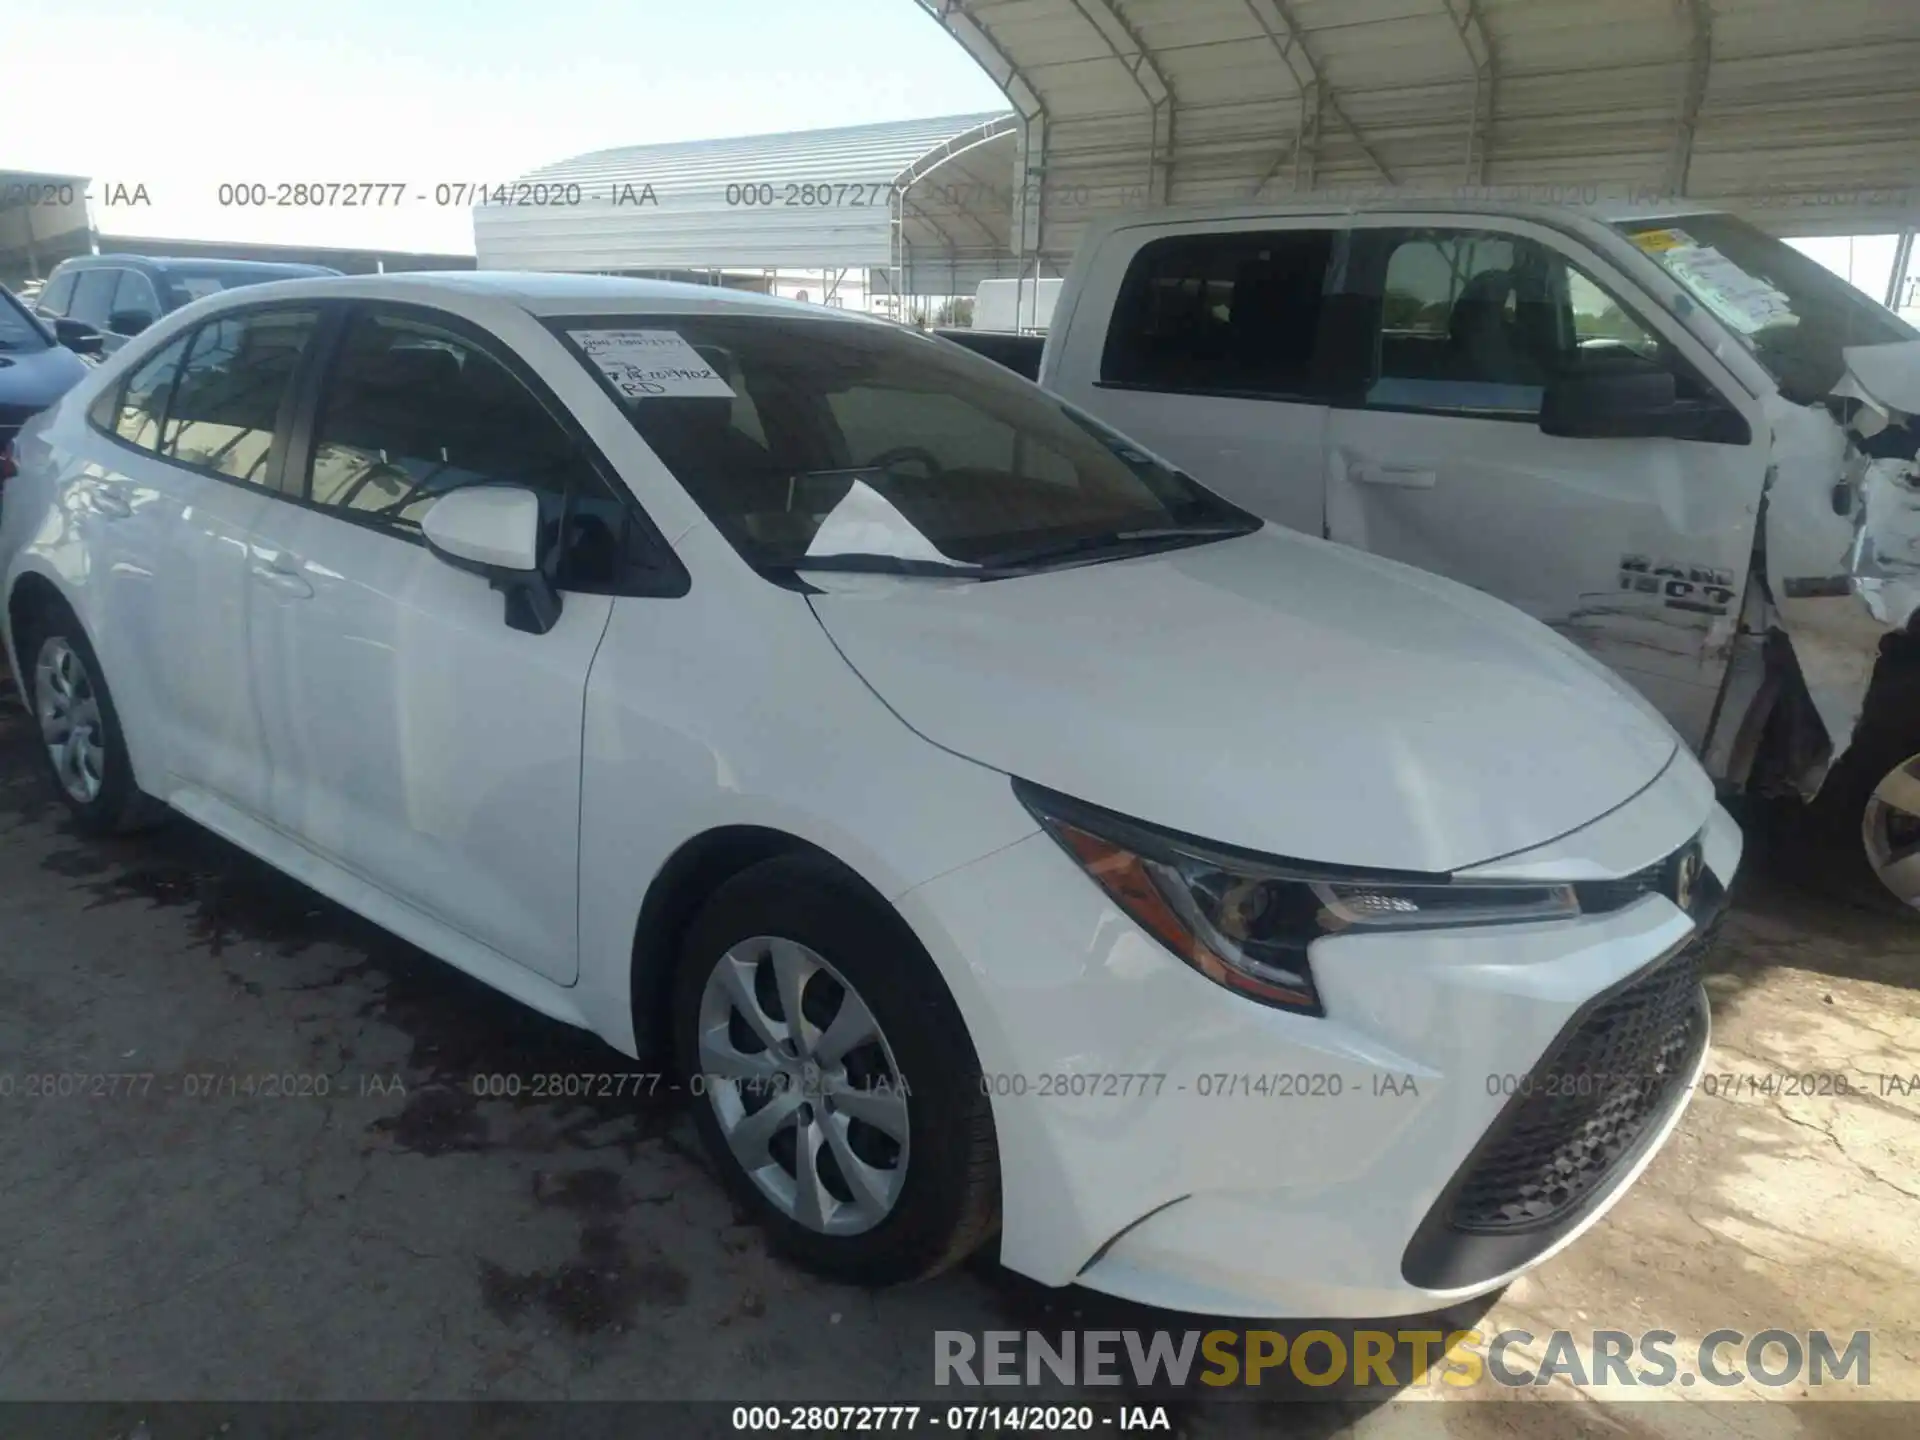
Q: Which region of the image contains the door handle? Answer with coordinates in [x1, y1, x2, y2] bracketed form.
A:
[86, 487, 133, 518]
[1351, 462, 1437, 489]
[250, 557, 314, 599]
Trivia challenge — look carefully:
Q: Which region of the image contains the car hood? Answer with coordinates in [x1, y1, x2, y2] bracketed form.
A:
[806, 528, 1680, 873]
[0, 342, 90, 411]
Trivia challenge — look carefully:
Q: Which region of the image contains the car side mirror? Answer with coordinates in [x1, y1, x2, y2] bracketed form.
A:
[108, 308, 155, 337]
[420, 486, 563, 635]
[1539, 368, 1751, 444]
[52, 317, 105, 356]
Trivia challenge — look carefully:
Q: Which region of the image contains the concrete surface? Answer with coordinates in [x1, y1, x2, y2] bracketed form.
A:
[0, 673, 1914, 1437]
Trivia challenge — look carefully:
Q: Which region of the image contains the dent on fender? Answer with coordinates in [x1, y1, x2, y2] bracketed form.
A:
[1761, 343, 1920, 792]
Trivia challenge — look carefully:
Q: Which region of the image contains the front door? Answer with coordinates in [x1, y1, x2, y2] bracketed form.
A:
[246, 304, 615, 984]
[1322, 216, 1772, 747]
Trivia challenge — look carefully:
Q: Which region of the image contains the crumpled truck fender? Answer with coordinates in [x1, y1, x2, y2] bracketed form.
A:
[1762, 342, 1920, 793]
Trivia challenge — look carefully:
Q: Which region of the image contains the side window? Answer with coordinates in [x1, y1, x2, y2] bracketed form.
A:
[1567, 270, 1660, 361]
[308, 309, 632, 587]
[68, 270, 119, 329]
[109, 270, 163, 333]
[1361, 228, 1691, 417]
[37, 270, 78, 317]
[1359, 228, 1643, 414]
[1101, 229, 1334, 398]
[107, 335, 194, 451]
[164, 308, 320, 484]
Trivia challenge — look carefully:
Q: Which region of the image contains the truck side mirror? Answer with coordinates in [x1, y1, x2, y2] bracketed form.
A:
[1539, 370, 1678, 438]
[1540, 369, 1750, 445]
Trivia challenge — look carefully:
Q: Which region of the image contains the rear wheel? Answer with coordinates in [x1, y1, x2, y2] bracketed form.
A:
[673, 854, 999, 1285]
[18, 609, 162, 835]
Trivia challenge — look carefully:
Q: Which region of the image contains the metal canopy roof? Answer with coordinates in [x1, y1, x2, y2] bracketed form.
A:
[473, 111, 1021, 286]
[917, 0, 1920, 267]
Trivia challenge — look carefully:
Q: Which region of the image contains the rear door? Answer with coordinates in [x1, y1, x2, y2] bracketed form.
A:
[1046, 220, 1340, 537]
[1321, 215, 1770, 747]
[79, 304, 323, 810]
[245, 302, 624, 984]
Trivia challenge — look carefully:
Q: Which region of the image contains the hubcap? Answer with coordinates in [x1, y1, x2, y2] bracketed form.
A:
[1863, 753, 1920, 909]
[696, 936, 909, 1235]
[33, 637, 106, 806]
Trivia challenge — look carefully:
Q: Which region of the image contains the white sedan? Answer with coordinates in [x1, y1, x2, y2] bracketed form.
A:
[0, 272, 1738, 1316]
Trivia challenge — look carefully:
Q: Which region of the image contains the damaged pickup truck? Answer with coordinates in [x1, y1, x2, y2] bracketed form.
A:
[989, 200, 1920, 909]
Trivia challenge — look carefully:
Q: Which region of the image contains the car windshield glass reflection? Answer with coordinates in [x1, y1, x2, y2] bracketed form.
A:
[551, 313, 1255, 575]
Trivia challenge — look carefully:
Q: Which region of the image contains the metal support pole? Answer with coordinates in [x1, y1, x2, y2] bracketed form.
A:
[1886, 228, 1915, 311]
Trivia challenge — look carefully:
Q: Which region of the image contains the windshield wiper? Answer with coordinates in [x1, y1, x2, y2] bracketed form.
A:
[983, 522, 1258, 571]
[770, 553, 1015, 579]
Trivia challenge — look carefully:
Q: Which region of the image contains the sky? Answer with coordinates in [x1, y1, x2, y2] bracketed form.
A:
[8, 0, 1010, 254]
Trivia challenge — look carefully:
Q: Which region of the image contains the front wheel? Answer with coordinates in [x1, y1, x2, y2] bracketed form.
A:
[1803, 664, 1920, 915]
[672, 854, 999, 1285]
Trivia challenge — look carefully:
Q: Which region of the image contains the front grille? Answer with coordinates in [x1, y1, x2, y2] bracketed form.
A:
[1447, 946, 1706, 1233]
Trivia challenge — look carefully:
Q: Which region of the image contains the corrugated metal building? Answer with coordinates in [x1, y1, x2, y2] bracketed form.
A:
[472, 112, 1030, 301]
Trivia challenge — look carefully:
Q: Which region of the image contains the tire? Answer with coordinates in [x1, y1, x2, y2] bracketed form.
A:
[672, 853, 999, 1285]
[16, 604, 164, 836]
[1801, 663, 1920, 916]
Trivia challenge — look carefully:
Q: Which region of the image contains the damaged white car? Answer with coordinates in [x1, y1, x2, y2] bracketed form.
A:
[1028, 201, 1920, 909]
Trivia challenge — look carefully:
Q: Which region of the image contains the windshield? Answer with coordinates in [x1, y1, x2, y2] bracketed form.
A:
[550, 314, 1253, 573]
[1615, 213, 1917, 403]
[0, 287, 51, 353]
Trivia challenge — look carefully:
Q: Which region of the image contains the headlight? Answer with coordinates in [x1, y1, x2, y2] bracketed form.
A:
[1016, 781, 1580, 1015]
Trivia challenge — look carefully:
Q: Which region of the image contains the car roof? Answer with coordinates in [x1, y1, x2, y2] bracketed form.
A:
[173, 270, 887, 324]
[57, 254, 339, 276]
[1069, 194, 1732, 242]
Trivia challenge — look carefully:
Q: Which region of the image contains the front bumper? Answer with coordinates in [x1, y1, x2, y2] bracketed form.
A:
[896, 775, 1739, 1319]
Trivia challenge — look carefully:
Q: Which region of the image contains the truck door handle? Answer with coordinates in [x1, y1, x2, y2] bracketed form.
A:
[250, 556, 314, 599]
[1352, 463, 1437, 489]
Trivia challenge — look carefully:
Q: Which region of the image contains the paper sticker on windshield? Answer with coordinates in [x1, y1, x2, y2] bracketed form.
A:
[568, 329, 736, 399]
[1658, 247, 1796, 335]
[1628, 228, 1693, 253]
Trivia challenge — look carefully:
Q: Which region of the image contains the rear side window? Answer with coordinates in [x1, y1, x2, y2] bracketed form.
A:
[1101, 229, 1335, 399]
[164, 308, 320, 485]
[37, 270, 77, 316]
[307, 308, 640, 590]
[109, 335, 193, 450]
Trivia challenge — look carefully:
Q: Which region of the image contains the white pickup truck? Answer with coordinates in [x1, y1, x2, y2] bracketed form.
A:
[952, 199, 1920, 910]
